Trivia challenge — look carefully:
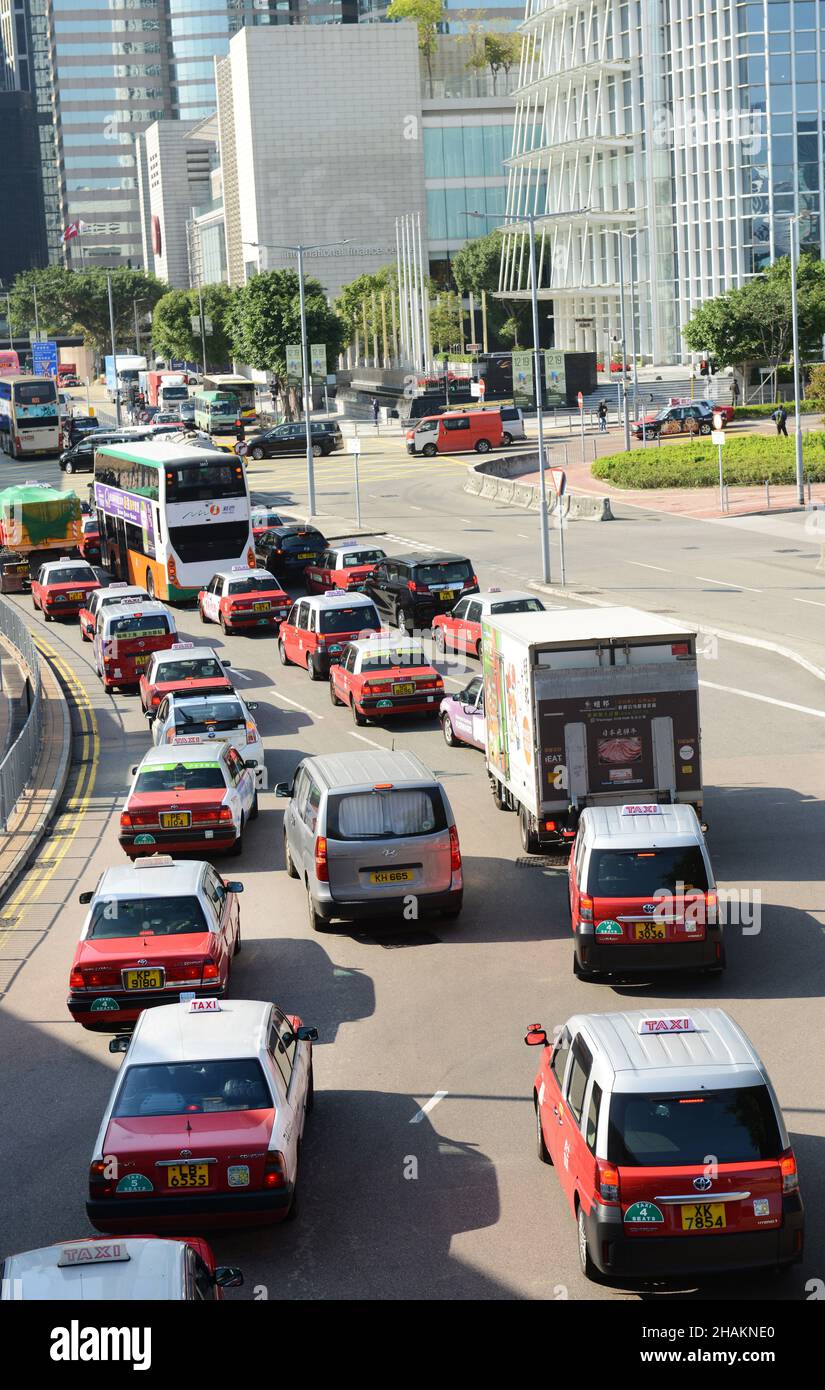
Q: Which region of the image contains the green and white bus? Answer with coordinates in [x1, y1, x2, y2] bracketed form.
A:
[202, 374, 258, 426]
[93, 438, 255, 601]
[193, 390, 240, 436]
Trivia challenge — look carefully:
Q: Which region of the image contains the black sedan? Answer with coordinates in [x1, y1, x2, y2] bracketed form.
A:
[255, 525, 327, 579]
[632, 404, 715, 440]
[239, 420, 343, 461]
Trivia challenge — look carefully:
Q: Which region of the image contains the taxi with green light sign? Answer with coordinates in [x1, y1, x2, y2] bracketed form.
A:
[525, 1008, 803, 1282]
[119, 740, 258, 860]
[67, 856, 243, 1031]
[93, 600, 177, 692]
[31, 556, 101, 620]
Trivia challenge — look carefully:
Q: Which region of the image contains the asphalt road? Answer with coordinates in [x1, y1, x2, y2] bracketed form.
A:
[1, 436, 824, 1301]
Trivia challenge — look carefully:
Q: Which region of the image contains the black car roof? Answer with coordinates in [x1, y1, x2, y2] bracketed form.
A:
[261, 525, 325, 539]
[386, 552, 472, 566]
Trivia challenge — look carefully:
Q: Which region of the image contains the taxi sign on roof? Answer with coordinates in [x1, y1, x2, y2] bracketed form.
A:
[188, 997, 221, 1013]
[622, 804, 662, 816]
[58, 1243, 130, 1267]
[171, 642, 195, 650]
[637, 1016, 696, 1035]
[111, 581, 128, 588]
[231, 565, 248, 571]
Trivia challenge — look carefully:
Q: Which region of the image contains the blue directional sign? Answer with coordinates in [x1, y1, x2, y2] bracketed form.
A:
[32, 340, 58, 377]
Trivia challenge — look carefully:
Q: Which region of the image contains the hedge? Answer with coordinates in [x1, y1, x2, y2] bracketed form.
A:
[735, 401, 819, 419]
[592, 432, 825, 488]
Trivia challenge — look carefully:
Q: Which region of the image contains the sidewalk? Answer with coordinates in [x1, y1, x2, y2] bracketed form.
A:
[0, 636, 72, 900]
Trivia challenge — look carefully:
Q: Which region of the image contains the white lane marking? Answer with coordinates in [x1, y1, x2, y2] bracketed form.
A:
[229, 670, 253, 681]
[627, 561, 671, 573]
[349, 730, 386, 750]
[410, 1090, 449, 1124]
[700, 680, 825, 720]
[383, 532, 441, 553]
[269, 688, 324, 719]
[409, 505, 423, 511]
[696, 574, 762, 593]
[793, 596, 825, 609]
[517, 533, 531, 539]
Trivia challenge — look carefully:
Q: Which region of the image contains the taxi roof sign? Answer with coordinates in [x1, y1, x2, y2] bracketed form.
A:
[171, 642, 195, 650]
[637, 1016, 696, 1035]
[622, 804, 662, 816]
[58, 1242, 131, 1267]
[188, 997, 221, 1013]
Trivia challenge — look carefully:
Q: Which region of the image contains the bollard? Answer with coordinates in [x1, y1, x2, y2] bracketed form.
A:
[765, 478, 770, 508]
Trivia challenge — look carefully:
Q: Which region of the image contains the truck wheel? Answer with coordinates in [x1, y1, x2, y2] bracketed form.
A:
[491, 778, 509, 811]
[145, 568, 155, 599]
[520, 804, 540, 853]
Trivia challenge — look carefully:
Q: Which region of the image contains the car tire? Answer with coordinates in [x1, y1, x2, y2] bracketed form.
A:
[312, 442, 322, 458]
[283, 827, 298, 878]
[233, 925, 242, 956]
[475, 438, 492, 453]
[306, 654, 320, 681]
[396, 604, 412, 634]
[433, 626, 446, 657]
[145, 568, 155, 600]
[229, 817, 244, 857]
[520, 804, 540, 854]
[577, 1205, 597, 1281]
[329, 678, 342, 706]
[250, 791, 259, 821]
[442, 714, 456, 747]
[474, 639, 482, 659]
[536, 1097, 552, 1165]
[64, 459, 74, 474]
[502, 432, 513, 446]
[305, 1063, 314, 1115]
[198, 601, 209, 624]
[307, 889, 325, 932]
[251, 446, 264, 460]
[278, 638, 291, 666]
[699, 422, 711, 435]
[351, 696, 367, 726]
[219, 613, 229, 635]
[80, 624, 89, 642]
[422, 443, 437, 458]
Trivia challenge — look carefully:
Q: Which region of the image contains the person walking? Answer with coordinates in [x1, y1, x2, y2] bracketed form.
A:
[773, 404, 788, 437]
[372, 397, 380, 428]
[597, 399, 608, 433]
[731, 376, 740, 404]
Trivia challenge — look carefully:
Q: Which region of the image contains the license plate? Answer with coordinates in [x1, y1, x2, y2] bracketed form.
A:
[392, 682, 415, 696]
[253, 602, 269, 612]
[68, 590, 84, 601]
[133, 654, 150, 668]
[369, 869, 414, 884]
[298, 552, 313, 559]
[160, 811, 191, 829]
[633, 921, 666, 941]
[123, 968, 163, 990]
[438, 589, 453, 600]
[12, 564, 27, 575]
[681, 1202, 726, 1232]
[166, 1163, 209, 1190]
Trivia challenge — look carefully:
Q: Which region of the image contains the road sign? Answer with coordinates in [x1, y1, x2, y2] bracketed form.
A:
[550, 468, 567, 496]
[466, 342, 481, 352]
[577, 391, 583, 409]
[190, 316, 200, 335]
[310, 343, 327, 376]
[32, 340, 58, 376]
[711, 429, 726, 445]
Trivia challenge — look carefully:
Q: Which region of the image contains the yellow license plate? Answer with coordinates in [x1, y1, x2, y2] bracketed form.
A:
[160, 811, 191, 829]
[392, 682, 415, 696]
[123, 968, 163, 990]
[681, 1202, 726, 1232]
[166, 1164, 209, 1189]
[369, 869, 414, 885]
[68, 590, 84, 600]
[253, 602, 269, 612]
[438, 589, 453, 600]
[633, 921, 666, 941]
[133, 654, 150, 667]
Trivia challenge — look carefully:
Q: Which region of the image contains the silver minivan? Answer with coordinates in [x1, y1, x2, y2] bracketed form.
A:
[275, 749, 463, 929]
[499, 405, 526, 444]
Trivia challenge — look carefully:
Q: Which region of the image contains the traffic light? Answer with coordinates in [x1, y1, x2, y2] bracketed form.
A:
[700, 359, 709, 376]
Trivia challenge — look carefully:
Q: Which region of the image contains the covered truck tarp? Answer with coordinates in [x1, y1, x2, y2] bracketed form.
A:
[0, 485, 82, 551]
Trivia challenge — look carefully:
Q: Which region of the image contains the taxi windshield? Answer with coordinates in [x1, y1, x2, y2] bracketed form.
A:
[360, 646, 427, 670]
[342, 550, 384, 566]
[87, 896, 208, 940]
[319, 606, 379, 635]
[587, 847, 708, 897]
[155, 658, 224, 681]
[48, 567, 96, 586]
[175, 701, 245, 732]
[135, 764, 226, 792]
[607, 1086, 782, 1167]
[108, 615, 172, 638]
[113, 1059, 271, 1117]
[227, 576, 277, 595]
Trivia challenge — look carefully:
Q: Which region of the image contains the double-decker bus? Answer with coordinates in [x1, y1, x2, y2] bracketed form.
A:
[193, 390, 240, 435]
[0, 374, 61, 458]
[202, 374, 258, 425]
[93, 439, 255, 601]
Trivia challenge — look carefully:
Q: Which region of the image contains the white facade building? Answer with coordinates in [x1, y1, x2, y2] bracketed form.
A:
[501, 0, 825, 364]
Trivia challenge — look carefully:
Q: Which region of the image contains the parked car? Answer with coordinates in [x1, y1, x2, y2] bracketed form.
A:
[239, 420, 344, 460]
[406, 410, 503, 456]
[363, 551, 478, 633]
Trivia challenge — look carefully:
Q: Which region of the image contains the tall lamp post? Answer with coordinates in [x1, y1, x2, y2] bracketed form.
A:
[782, 214, 806, 506]
[464, 207, 589, 584]
[133, 297, 146, 356]
[107, 273, 121, 427]
[244, 238, 351, 517]
[608, 228, 638, 452]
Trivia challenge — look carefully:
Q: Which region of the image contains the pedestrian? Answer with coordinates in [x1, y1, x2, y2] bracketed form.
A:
[372, 397, 380, 427]
[597, 399, 608, 433]
[773, 405, 788, 437]
[731, 377, 740, 403]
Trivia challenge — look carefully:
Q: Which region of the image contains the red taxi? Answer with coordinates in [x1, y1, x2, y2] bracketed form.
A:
[198, 566, 290, 633]
[119, 741, 256, 859]
[432, 588, 545, 660]
[330, 634, 444, 725]
[67, 857, 242, 1032]
[278, 591, 381, 681]
[31, 557, 100, 621]
[87, 998, 316, 1233]
[93, 601, 177, 693]
[526, 1009, 803, 1281]
[305, 542, 387, 594]
[139, 642, 234, 715]
[78, 517, 101, 564]
[79, 584, 150, 641]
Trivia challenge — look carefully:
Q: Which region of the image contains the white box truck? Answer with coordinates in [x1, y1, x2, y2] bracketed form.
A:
[482, 607, 703, 853]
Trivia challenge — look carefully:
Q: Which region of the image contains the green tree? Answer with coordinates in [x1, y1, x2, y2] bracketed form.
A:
[227, 269, 346, 406]
[335, 267, 396, 347]
[466, 32, 520, 93]
[429, 291, 462, 353]
[8, 266, 167, 364]
[151, 284, 234, 369]
[387, 0, 444, 98]
[452, 227, 533, 350]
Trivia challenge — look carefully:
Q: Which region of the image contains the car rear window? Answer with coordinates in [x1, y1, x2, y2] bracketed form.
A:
[174, 700, 245, 732]
[587, 846, 708, 897]
[251, 513, 282, 528]
[113, 1059, 271, 1117]
[342, 550, 384, 566]
[155, 658, 225, 681]
[135, 764, 226, 792]
[414, 560, 472, 584]
[360, 645, 428, 670]
[490, 598, 544, 615]
[88, 895, 208, 940]
[108, 614, 172, 638]
[327, 787, 447, 840]
[47, 566, 96, 586]
[282, 532, 323, 551]
[319, 605, 380, 634]
[227, 576, 278, 595]
[607, 1086, 782, 1166]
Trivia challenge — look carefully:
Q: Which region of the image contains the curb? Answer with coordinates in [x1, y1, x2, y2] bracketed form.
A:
[0, 648, 73, 901]
[465, 454, 614, 521]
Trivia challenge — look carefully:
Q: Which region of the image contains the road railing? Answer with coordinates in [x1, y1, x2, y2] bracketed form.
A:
[0, 597, 42, 832]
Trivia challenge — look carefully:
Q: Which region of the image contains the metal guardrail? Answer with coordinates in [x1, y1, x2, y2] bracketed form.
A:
[0, 597, 42, 832]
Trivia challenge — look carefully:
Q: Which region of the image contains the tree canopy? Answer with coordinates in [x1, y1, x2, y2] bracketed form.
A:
[8, 266, 167, 361]
[226, 268, 346, 378]
[683, 255, 825, 374]
[386, 0, 444, 96]
[151, 284, 234, 369]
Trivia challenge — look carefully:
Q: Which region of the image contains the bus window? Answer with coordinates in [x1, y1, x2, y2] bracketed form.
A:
[164, 459, 246, 503]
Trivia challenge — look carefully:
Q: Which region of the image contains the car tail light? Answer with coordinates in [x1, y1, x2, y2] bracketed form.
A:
[151, 694, 161, 707]
[123, 811, 158, 827]
[202, 958, 219, 981]
[82, 966, 120, 988]
[780, 1150, 799, 1194]
[120, 811, 133, 827]
[245, 721, 257, 744]
[263, 1151, 288, 1189]
[246, 548, 255, 567]
[449, 825, 461, 872]
[463, 575, 478, 589]
[175, 962, 205, 981]
[579, 895, 593, 922]
[89, 1159, 115, 1198]
[69, 967, 84, 989]
[192, 807, 227, 824]
[219, 806, 233, 822]
[407, 579, 425, 593]
[366, 681, 392, 694]
[315, 835, 329, 882]
[705, 890, 717, 924]
[167, 556, 178, 585]
[597, 1160, 620, 1204]
[544, 819, 557, 832]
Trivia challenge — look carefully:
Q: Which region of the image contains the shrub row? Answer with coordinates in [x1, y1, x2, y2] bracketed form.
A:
[592, 432, 825, 488]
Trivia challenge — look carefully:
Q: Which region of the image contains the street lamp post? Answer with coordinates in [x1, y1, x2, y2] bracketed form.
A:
[787, 216, 805, 506]
[133, 297, 144, 356]
[5, 293, 15, 356]
[464, 207, 589, 585]
[107, 273, 121, 427]
[609, 228, 636, 451]
[244, 238, 351, 517]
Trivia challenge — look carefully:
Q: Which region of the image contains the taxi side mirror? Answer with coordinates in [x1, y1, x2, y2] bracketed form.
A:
[274, 781, 291, 797]
[143, 709, 154, 718]
[243, 759, 257, 770]
[78, 890, 93, 905]
[131, 765, 139, 775]
[225, 881, 244, 894]
[215, 1266, 244, 1290]
[524, 1025, 548, 1047]
[297, 1026, 318, 1042]
[222, 660, 232, 668]
[108, 1036, 130, 1054]
[246, 702, 258, 711]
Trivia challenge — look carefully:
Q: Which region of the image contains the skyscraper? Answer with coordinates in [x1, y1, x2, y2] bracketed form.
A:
[0, 0, 49, 276]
